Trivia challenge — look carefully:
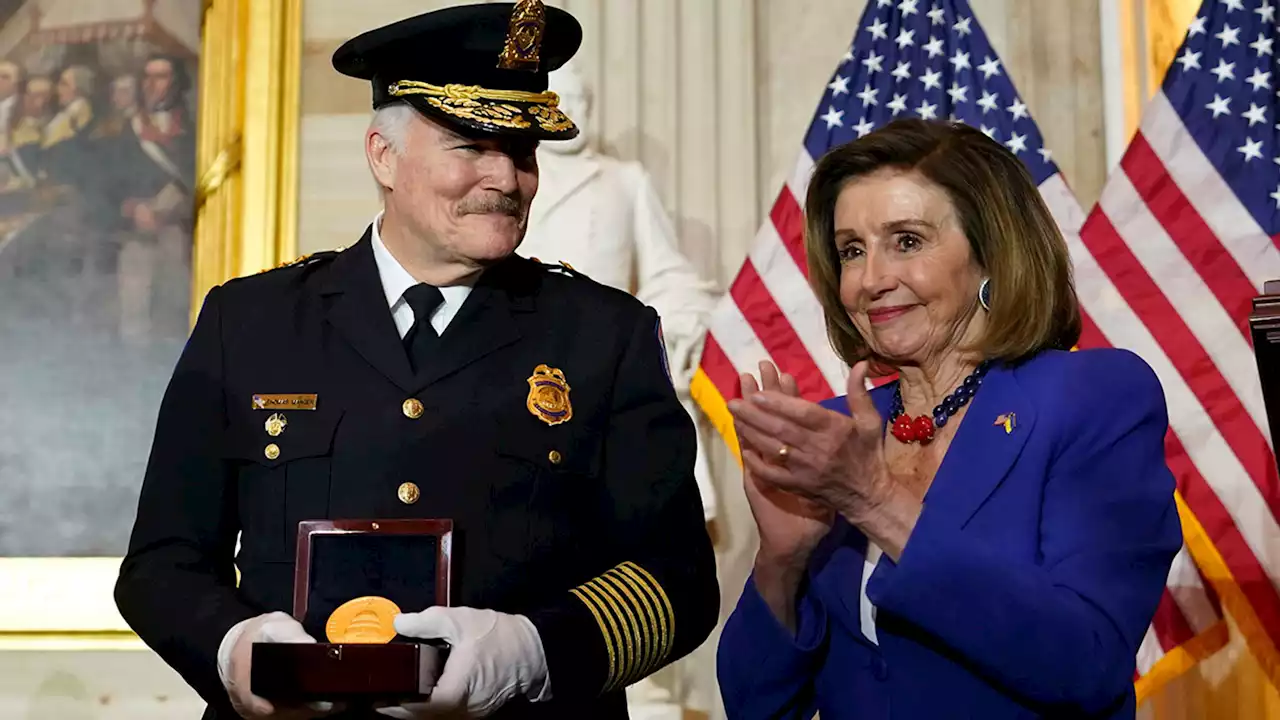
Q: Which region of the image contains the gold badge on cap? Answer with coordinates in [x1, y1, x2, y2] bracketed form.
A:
[265, 413, 288, 437]
[497, 0, 546, 71]
[526, 364, 572, 426]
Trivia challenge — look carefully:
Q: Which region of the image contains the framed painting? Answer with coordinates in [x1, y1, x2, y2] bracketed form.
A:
[0, 0, 302, 649]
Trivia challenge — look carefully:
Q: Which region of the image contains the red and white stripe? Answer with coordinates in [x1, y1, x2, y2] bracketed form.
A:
[699, 150, 845, 405]
[1074, 89, 1280, 671]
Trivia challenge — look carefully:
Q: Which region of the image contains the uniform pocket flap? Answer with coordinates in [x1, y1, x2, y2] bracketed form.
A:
[494, 416, 601, 477]
[224, 407, 345, 466]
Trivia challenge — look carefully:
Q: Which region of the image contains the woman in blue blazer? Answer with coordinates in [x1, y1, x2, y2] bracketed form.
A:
[718, 119, 1181, 719]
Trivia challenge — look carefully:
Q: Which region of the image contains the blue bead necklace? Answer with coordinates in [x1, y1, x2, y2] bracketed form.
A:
[888, 359, 992, 444]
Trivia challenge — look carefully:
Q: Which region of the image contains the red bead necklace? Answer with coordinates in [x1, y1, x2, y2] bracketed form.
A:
[888, 360, 991, 444]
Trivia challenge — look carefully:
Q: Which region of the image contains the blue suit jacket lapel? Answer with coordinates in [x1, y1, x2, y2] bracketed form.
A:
[820, 370, 1033, 644]
[921, 362, 1036, 530]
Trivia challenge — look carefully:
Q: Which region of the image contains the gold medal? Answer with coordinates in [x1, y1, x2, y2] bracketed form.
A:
[325, 596, 401, 644]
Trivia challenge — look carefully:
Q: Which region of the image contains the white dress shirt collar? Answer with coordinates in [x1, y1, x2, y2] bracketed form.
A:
[369, 212, 473, 338]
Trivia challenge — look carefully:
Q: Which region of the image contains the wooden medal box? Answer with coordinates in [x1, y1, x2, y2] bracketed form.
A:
[250, 519, 453, 704]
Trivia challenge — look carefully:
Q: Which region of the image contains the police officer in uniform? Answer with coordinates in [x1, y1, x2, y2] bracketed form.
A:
[113, 2, 719, 718]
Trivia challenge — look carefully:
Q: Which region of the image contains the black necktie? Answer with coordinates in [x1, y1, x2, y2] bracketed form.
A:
[402, 283, 444, 373]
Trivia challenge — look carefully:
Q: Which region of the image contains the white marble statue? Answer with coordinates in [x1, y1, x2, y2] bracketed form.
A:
[523, 59, 721, 524]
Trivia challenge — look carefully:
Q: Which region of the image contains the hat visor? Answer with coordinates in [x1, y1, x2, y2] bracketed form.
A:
[398, 93, 578, 142]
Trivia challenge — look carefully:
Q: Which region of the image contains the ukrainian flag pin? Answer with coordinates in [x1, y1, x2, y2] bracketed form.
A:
[994, 413, 1016, 434]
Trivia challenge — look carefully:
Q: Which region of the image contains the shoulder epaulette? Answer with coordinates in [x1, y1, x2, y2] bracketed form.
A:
[258, 247, 344, 274]
[530, 257, 589, 280]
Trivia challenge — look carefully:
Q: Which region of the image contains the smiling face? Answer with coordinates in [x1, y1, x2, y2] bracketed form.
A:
[370, 110, 540, 269]
[833, 167, 986, 367]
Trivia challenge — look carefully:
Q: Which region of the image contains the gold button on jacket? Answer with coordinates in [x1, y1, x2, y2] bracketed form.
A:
[402, 398, 425, 419]
[397, 482, 420, 505]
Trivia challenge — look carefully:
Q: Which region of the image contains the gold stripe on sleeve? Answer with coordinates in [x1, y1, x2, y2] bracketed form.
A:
[569, 584, 618, 686]
[603, 569, 662, 680]
[573, 562, 679, 692]
[617, 561, 675, 662]
[584, 577, 640, 687]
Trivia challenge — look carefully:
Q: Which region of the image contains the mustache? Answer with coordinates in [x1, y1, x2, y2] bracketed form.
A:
[458, 194, 523, 216]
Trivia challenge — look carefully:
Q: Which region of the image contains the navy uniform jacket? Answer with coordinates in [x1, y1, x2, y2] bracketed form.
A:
[114, 230, 720, 719]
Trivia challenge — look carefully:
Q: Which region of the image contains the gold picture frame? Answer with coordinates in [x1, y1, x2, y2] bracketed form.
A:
[1113, 0, 1201, 148]
[0, 0, 303, 651]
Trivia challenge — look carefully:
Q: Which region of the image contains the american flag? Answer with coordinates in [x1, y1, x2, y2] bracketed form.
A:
[1078, 0, 1280, 691]
[688, 0, 1236, 699]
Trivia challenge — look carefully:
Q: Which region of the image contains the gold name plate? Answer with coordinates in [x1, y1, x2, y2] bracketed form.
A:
[252, 393, 318, 411]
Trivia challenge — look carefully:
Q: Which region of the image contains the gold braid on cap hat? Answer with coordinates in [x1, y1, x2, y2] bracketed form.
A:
[387, 80, 573, 133]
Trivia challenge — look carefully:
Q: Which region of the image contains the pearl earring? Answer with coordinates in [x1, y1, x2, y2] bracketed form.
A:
[978, 278, 991, 311]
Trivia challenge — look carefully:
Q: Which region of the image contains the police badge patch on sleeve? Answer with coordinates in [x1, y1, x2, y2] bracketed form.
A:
[655, 318, 672, 385]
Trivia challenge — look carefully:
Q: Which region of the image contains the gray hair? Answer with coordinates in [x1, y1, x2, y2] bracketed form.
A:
[369, 103, 415, 156]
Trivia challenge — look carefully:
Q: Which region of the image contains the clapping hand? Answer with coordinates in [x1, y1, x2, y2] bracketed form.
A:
[730, 361, 835, 568]
[729, 360, 896, 535]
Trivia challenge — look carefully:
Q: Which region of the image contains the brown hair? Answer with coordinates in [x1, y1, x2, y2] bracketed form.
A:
[804, 118, 1081, 369]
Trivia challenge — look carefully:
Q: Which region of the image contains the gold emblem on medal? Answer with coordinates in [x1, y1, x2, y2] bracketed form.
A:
[326, 596, 402, 644]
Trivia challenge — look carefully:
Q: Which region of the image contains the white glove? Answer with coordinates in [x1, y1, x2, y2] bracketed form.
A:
[376, 606, 550, 719]
[216, 611, 339, 719]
